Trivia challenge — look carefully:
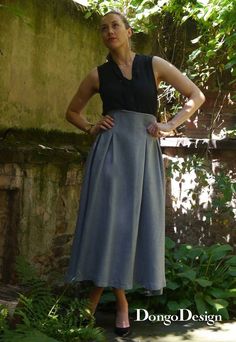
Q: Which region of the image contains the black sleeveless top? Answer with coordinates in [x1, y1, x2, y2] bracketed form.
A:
[97, 54, 158, 117]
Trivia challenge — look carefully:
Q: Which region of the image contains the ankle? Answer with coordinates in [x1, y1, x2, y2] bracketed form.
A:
[115, 310, 130, 328]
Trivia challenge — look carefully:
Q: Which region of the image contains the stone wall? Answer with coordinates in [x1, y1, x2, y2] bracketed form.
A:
[0, 0, 155, 133]
[0, 139, 86, 283]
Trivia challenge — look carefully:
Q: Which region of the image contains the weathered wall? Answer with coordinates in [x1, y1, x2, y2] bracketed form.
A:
[0, 0, 154, 133]
[0, 142, 85, 283]
[0, 0, 107, 132]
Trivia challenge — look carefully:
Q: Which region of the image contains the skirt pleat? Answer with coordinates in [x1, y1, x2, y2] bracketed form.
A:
[65, 110, 166, 293]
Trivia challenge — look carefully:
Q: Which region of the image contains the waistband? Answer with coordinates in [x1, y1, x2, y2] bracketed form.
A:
[107, 109, 157, 119]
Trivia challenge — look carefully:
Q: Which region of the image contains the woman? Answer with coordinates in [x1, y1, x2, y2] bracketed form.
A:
[65, 10, 205, 337]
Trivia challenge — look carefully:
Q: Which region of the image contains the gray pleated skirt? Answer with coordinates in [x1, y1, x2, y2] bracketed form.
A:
[65, 109, 166, 294]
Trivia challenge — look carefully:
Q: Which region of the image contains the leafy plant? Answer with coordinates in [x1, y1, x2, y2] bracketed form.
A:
[123, 238, 236, 320]
[226, 127, 236, 138]
[157, 237, 236, 320]
[84, 0, 161, 32]
[0, 256, 107, 342]
[169, 0, 236, 85]
[0, 304, 8, 333]
[166, 155, 236, 223]
[2, 327, 60, 342]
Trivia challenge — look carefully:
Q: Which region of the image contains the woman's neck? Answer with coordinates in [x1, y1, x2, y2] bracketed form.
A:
[109, 49, 135, 67]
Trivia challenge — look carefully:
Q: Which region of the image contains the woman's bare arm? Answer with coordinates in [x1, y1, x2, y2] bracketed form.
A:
[148, 56, 205, 137]
[65, 68, 99, 132]
[66, 68, 114, 135]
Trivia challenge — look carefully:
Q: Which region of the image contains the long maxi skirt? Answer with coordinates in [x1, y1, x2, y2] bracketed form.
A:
[65, 109, 166, 294]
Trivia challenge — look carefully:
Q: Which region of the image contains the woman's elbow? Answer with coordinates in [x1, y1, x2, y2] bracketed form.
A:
[192, 88, 206, 106]
[199, 90, 206, 105]
[65, 109, 72, 122]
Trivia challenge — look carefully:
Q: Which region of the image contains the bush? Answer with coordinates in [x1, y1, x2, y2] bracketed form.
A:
[125, 238, 236, 320]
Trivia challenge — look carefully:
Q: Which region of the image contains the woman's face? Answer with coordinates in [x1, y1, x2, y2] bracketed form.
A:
[100, 14, 132, 50]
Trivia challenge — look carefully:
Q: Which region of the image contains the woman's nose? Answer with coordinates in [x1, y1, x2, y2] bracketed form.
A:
[107, 26, 114, 35]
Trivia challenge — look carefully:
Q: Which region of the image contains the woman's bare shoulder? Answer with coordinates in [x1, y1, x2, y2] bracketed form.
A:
[151, 56, 169, 88]
[152, 56, 176, 79]
[84, 67, 99, 93]
[152, 55, 203, 98]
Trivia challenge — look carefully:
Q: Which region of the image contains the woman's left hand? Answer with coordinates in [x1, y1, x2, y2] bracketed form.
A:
[147, 121, 173, 138]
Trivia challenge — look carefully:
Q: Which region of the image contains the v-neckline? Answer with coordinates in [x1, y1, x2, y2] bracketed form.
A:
[111, 53, 138, 81]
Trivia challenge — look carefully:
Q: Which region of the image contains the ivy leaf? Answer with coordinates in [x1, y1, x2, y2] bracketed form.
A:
[225, 58, 236, 70]
[205, 296, 229, 311]
[166, 281, 180, 290]
[167, 301, 179, 311]
[208, 287, 230, 299]
[225, 256, 236, 265]
[195, 278, 213, 287]
[194, 293, 209, 314]
[191, 35, 202, 44]
[209, 244, 233, 261]
[178, 298, 192, 308]
[228, 266, 236, 276]
[189, 49, 201, 60]
[165, 237, 175, 249]
[177, 270, 196, 281]
[84, 11, 93, 19]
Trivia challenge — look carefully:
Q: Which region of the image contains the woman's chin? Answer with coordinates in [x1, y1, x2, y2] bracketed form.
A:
[105, 40, 121, 49]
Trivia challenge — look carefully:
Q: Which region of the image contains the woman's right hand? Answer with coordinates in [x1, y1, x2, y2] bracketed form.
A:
[90, 115, 115, 136]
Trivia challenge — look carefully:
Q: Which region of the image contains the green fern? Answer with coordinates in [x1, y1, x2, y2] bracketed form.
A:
[73, 326, 107, 342]
[0, 304, 8, 332]
[2, 326, 60, 342]
[1, 256, 107, 342]
[15, 256, 38, 284]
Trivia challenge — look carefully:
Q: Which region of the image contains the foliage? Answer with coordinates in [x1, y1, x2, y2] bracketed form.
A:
[122, 238, 236, 320]
[85, 0, 166, 33]
[0, 256, 106, 342]
[226, 126, 236, 138]
[166, 0, 236, 86]
[2, 328, 60, 342]
[0, 304, 8, 332]
[156, 237, 236, 320]
[166, 155, 236, 223]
